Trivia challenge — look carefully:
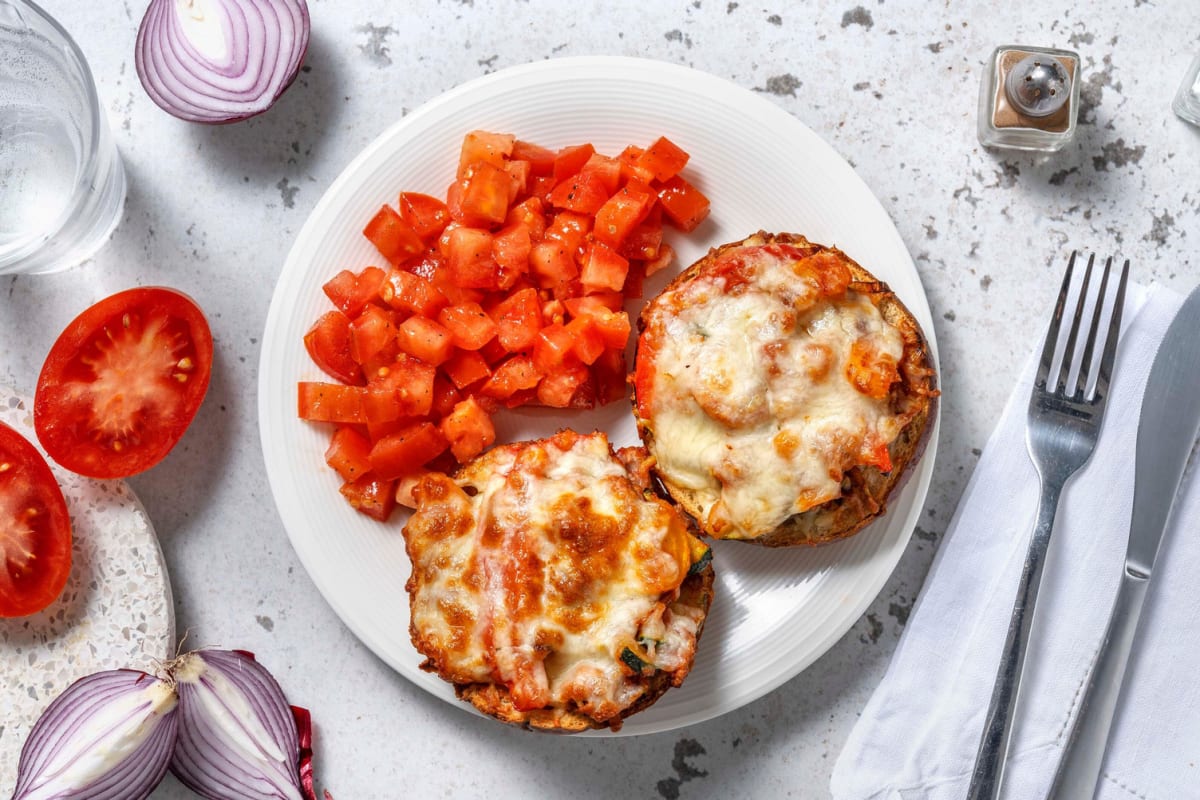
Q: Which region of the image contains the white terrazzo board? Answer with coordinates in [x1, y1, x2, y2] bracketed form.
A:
[0, 387, 174, 789]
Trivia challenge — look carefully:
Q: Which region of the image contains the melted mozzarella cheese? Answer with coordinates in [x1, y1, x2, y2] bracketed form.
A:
[404, 432, 703, 724]
[646, 246, 906, 540]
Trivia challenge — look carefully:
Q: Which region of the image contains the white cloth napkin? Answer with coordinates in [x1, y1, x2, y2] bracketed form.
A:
[831, 283, 1200, 800]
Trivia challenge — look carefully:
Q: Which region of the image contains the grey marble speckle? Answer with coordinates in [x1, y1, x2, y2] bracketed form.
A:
[656, 738, 709, 800]
[3, 3, 1195, 799]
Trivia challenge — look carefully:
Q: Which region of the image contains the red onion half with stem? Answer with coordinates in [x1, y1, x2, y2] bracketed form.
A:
[170, 649, 311, 800]
[11, 669, 178, 800]
[135, 0, 310, 124]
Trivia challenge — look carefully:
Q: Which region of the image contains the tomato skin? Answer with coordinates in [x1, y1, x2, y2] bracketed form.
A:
[34, 287, 213, 480]
[339, 474, 396, 521]
[399, 192, 451, 241]
[656, 175, 711, 232]
[0, 421, 72, 618]
[363, 205, 425, 264]
[304, 310, 364, 385]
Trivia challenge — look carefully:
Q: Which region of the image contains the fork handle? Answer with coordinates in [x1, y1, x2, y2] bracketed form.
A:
[966, 477, 1064, 800]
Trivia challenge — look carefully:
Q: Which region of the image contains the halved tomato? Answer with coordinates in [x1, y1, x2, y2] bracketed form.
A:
[34, 287, 213, 479]
[0, 421, 72, 617]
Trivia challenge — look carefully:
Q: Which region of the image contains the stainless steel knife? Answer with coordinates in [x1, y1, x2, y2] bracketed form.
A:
[1048, 285, 1200, 799]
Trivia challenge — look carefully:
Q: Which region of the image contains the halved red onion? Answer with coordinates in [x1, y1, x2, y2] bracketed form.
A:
[11, 669, 179, 800]
[170, 649, 309, 800]
[135, 0, 310, 124]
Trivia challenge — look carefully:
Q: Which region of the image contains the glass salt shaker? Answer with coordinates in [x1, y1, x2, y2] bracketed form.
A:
[978, 45, 1081, 152]
[1173, 54, 1200, 126]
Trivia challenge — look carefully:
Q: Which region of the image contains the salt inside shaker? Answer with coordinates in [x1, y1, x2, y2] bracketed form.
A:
[978, 45, 1081, 152]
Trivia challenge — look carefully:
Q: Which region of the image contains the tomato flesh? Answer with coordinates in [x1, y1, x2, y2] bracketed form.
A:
[34, 287, 213, 479]
[0, 421, 72, 618]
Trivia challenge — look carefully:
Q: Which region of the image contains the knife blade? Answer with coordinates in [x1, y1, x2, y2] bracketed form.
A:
[1049, 284, 1200, 799]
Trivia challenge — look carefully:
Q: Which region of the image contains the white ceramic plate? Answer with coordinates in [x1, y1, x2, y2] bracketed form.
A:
[259, 56, 939, 736]
[0, 387, 174, 782]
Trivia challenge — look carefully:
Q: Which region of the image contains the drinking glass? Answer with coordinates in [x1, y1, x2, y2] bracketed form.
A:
[1174, 54, 1200, 127]
[0, 0, 126, 275]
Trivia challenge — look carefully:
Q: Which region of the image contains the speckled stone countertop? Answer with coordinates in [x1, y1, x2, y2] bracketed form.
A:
[1, 1, 1196, 797]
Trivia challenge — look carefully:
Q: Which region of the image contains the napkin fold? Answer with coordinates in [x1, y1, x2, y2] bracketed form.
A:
[831, 283, 1200, 800]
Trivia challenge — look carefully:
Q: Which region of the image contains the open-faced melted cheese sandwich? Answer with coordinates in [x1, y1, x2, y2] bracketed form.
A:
[402, 430, 714, 732]
[633, 231, 938, 547]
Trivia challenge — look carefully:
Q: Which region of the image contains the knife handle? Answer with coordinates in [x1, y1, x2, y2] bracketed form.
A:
[1048, 571, 1150, 799]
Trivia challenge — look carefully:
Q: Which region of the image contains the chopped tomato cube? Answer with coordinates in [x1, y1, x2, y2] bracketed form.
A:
[504, 159, 531, 202]
[564, 293, 624, 316]
[399, 192, 451, 240]
[582, 153, 622, 193]
[512, 139, 556, 176]
[572, 305, 632, 350]
[623, 259, 647, 299]
[565, 316, 605, 365]
[549, 169, 610, 215]
[368, 422, 449, 481]
[348, 305, 398, 366]
[636, 136, 690, 182]
[490, 287, 543, 351]
[593, 348, 629, 405]
[440, 397, 496, 463]
[544, 211, 592, 257]
[397, 316, 455, 366]
[656, 174, 711, 232]
[298, 382, 366, 424]
[529, 241, 578, 290]
[553, 143, 595, 183]
[447, 226, 501, 290]
[536, 363, 590, 408]
[430, 375, 462, 418]
[438, 302, 498, 350]
[541, 297, 566, 327]
[381, 269, 448, 318]
[581, 241, 630, 293]
[619, 207, 664, 261]
[492, 222, 532, 275]
[457, 130, 515, 177]
[323, 266, 387, 317]
[304, 310, 363, 385]
[593, 185, 653, 249]
[365, 354, 435, 419]
[325, 426, 373, 482]
[505, 197, 547, 240]
[340, 474, 397, 521]
[531, 323, 578, 374]
[363, 205, 425, 264]
[452, 162, 511, 226]
[618, 144, 654, 183]
[443, 349, 492, 389]
[481, 355, 542, 399]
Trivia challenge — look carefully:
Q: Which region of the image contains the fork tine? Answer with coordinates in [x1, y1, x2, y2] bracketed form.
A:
[1035, 252, 1077, 390]
[1074, 256, 1113, 398]
[1092, 258, 1130, 404]
[1055, 253, 1096, 394]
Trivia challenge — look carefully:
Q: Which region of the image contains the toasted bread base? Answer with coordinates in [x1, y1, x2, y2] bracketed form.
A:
[634, 232, 938, 547]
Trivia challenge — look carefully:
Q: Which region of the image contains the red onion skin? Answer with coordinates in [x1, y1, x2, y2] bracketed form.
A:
[11, 669, 178, 800]
[169, 649, 307, 800]
[135, 0, 311, 124]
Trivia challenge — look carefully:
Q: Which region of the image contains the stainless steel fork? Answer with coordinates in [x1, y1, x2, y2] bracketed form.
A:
[966, 252, 1131, 800]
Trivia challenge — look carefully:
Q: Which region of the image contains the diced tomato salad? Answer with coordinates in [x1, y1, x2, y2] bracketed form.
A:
[299, 131, 711, 521]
